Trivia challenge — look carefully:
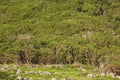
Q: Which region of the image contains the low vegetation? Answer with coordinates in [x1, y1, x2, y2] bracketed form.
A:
[0, 0, 120, 79]
[0, 64, 119, 80]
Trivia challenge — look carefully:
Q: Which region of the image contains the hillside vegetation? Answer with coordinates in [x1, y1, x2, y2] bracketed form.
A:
[0, 0, 120, 74]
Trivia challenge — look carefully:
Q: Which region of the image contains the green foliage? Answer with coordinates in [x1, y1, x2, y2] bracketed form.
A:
[0, 71, 12, 80]
[0, 0, 119, 69]
[0, 64, 118, 80]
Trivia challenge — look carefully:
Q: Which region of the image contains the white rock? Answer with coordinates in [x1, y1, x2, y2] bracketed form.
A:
[24, 77, 27, 80]
[61, 78, 66, 80]
[81, 68, 86, 71]
[109, 72, 115, 78]
[24, 77, 33, 80]
[28, 77, 33, 80]
[30, 71, 34, 74]
[100, 73, 106, 76]
[54, 72, 59, 74]
[39, 78, 44, 80]
[17, 76, 23, 80]
[45, 65, 52, 68]
[51, 78, 57, 80]
[12, 64, 18, 68]
[80, 67, 86, 71]
[87, 74, 95, 78]
[45, 71, 51, 75]
[16, 69, 22, 74]
[0, 68, 6, 71]
[4, 65, 9, 69]
[116, 76, 120, 79]
[59, 65, 64, 69]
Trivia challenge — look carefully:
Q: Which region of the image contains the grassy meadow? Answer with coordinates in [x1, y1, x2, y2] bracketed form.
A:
[0, 64, 119, 80]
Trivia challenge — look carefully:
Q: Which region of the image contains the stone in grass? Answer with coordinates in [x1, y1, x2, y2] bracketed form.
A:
[0, 68, 6, 72]
[100, 73, 106, 76]
[24, 77, 33, 80]
[39, 78, 45, 80]
[28, 77, 33, 80]
[11, 64, 18, 69]
[66, 77, 75, 80]
[17, 76, 24, 80]
[38, 71, 51, 75]
[61, 78, 66, 80]
[51, 77, 57, 80]
[4, 65, 9, 70]
[16, 69, 22, 74]
[87, 74, 96, 78]
[45, 71, 51, 75]
[80, 67, 86, 71]
[116, 76, 120, 79]
[54, 72, 59, 75]
[108, 72, 116, 78]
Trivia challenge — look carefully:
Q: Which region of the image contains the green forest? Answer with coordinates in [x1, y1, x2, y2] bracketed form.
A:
[0, 0, 120, 80]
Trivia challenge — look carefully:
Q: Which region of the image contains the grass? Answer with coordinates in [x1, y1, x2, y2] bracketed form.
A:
[0, 64, 119, 80]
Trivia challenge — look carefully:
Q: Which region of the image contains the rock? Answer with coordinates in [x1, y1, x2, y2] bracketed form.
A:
[45, 71, 51, 75]
[82, 31, 94, 39]
[12, 64, 18, 68]
[116, 76, 120, 79]
[16, 69, 22, 74]
[100, 73, 106, 76]
[38, 71, 51, 75]
[0, 65, 10, 71]
[58, 65, 64, 69]
[80, 67, 86, 71]
[0, 68, 6, 71]
[18, 34, 32, 40]
[39, 78, 44, 80]
[54, 72, 59, 74]
[108, 72, 115, 78]
[25, 70, 51, 75]
[28, 78, 33, 80]
[4, 65, 9, 69]
[52, 64, 64, 69]
[31, 64, 40, 68]
[45, 65, 52, 68]
[17, 76, 24, 80]
[51, 78, 57, 80]
[66, 77, 75, 80]
[61, 78, 66, 80]
[24, 77, 33, 80]
[87, 74, 96, 78]
[24, 77, 27, 80]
